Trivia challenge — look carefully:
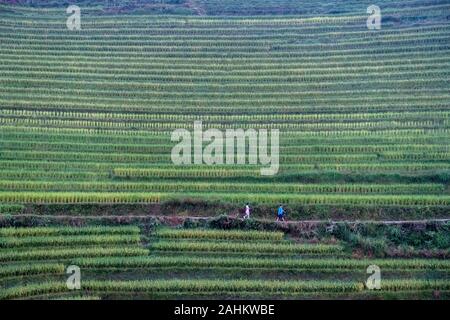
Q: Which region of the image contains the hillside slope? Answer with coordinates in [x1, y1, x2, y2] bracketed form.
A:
[0, 1, 449, 220]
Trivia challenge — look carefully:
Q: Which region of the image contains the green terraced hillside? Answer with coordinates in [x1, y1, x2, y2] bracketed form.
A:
[0, 0, 449, 301]
[0, 0, 449, 220]
[1, 226, 449, 299]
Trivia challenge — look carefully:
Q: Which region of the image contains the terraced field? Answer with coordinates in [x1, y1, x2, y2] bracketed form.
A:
[0, 0, 449, 301]
[0, 0, 448, 220]
[1, 226, 448, 299]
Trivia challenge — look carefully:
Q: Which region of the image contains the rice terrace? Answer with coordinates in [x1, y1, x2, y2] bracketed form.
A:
[0, 0, 449, 302]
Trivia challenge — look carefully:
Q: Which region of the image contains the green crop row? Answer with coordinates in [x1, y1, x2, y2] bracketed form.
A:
[2, 48, 447, 70]
[3, 46, 446, 69]
[2, 67, 447, 84]
[50, 296, 101, 300]
[3, 43, 447, 61]
[113, 164, 450, 179]
[3, 27, 448, 45]
[0, 226, 140, 237]
[5, 151, 449, 165]
[3, 54, 447, 75]
[155, 229, 284, 241]
[0, 134, 447, 155]
[4, 35, 447, 55]
[0, 279, 364, 300]
[1, 117, 445, 132]
[0, 127, 446, 147]
[2, 97, 448, 118]
[0, 180, 445, 195]
[0, 192, 164, 204]
[4, 109, 448, 123]
[0, 204, 24, 214]
[380, 280, 450, 291]
[188, 193, 450, 206]
[1, 124, 445, 139]
[117, 169, 262, 179]
[3, 30, 448, 49]
[1, 2, 445, 22]
[151, 240, 343, 254]
[195, 0, 449, 17]
[2, 59, 448, 78]
[0, 170, 108, 181]
[3, 150, 411, 164]
[0, 166, 446, 185]
[2, 71, 447, 90]
[2, 139, 447, 155]
[2, 86, 447, 102]
[73, 256, 450, 271]
[1, 192, 448, 206]
[0, 234, 141, 248]
[0, 263, 64, 278]
[2, 279, 450, 300]
[0, 247, 149, 262]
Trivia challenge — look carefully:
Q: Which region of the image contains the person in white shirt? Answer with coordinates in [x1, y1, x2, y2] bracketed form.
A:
[243, 203, 251, 219]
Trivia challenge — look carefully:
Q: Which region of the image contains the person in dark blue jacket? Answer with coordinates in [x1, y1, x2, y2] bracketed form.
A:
[277, 205, 285, 221]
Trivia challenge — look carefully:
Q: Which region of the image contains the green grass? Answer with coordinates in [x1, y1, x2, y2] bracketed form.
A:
[0, 225, 449, 300]
[71, 256, 450, 271]
[155, 228, 285, 240]
[151, 240, 344, 254]
[0, 0, 449, 300]
[0, 226, 140, 237]
[0, 2, 448, 214]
